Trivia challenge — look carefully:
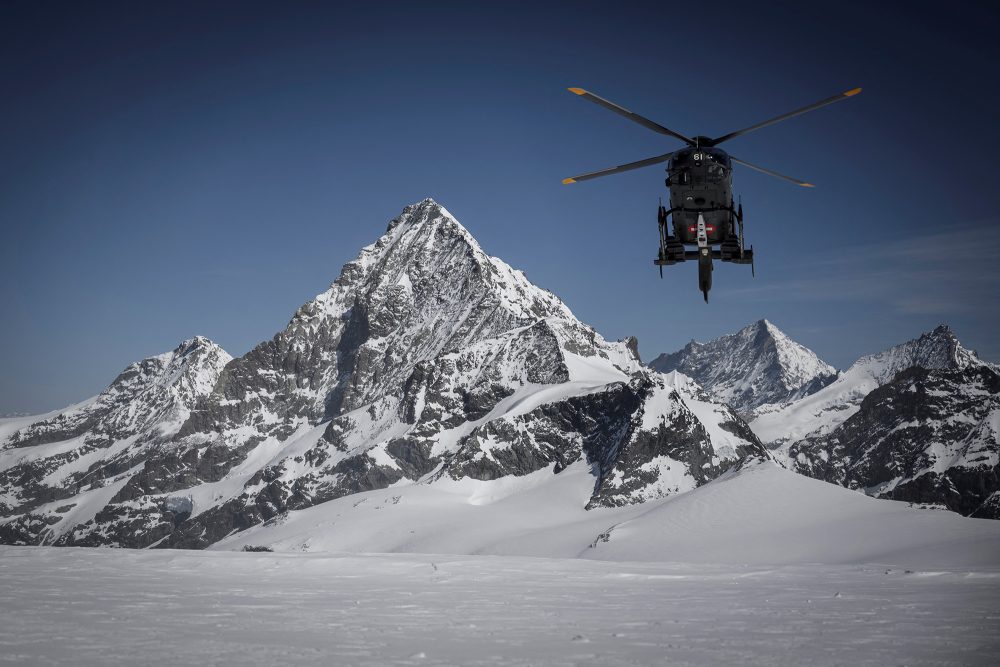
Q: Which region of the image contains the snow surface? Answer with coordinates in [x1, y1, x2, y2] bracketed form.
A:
[215, 459, 1000, 569]
[3, 464, 1000, 667]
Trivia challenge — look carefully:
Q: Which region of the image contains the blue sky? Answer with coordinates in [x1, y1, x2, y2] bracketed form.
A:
[2, 0, 998, 413]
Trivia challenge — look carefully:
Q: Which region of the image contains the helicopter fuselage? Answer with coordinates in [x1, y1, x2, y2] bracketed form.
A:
[655, 142, 752, 301]
[666, 145, 734, 245]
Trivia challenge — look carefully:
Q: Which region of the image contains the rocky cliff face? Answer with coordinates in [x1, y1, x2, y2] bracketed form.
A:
[0, 199, 766, 548]
[649, 319, 837, 416]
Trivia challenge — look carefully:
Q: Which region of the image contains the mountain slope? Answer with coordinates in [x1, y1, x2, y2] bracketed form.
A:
[587, 459, 1000, 567]
[0, 199, 766, 548]
[649, 319, 837, 416]
[215, 457, 1000, 569]
[783, 364, 1000, 518]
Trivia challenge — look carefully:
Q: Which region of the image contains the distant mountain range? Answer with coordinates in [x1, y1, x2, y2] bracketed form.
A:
[650, 322, 999, 518]
[1, 199, 996, 553]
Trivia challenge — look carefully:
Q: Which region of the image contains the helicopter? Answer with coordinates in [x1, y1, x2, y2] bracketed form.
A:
[562, 86, 861, 301]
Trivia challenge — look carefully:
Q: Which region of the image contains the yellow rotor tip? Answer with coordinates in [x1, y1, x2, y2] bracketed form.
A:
[562, 177, 577, 184]
[844, 87, 862, 97]
[800, 182, 816, 188]
[567, 87, 587, 95]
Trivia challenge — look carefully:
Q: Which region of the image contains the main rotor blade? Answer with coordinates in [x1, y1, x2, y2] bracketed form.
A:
[710, 87, 861, 146]
[568, 87, 696, 146]
[563, 152, 674, 184]
[730, 156, 814, 188]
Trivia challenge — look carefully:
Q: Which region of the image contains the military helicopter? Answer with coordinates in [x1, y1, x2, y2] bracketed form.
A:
[563, 86, 861, 301]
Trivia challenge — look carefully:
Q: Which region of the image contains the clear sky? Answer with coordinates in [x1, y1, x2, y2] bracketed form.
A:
[2, 0, 998, 413]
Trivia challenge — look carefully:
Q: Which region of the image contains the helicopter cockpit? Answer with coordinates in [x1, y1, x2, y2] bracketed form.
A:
[668, 148, 730, 186]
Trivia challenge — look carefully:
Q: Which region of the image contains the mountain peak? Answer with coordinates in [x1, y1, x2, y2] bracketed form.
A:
[171, 335, 224, 359]
[2, 336, 231, 456]
[749, 318, 787, 341]
[851, 324, 981, 385]
[386, 198, 465, 236]
[649, 320, 837, 415]
[381, 199, 485, 260]
[315, 199, 573, 325]
[205, 200, 582, 424]
[758, 319, 786, 339]
[0, 200, 781, 549]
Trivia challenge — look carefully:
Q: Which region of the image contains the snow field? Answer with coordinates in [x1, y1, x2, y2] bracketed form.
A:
[216, 460, 1000, 571]
[1, 546, 998, 666]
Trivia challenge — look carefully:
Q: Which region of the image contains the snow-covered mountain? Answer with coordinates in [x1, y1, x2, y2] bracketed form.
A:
[751, 325, 998, 518]
[783, 364, 1000, 518]
[0, 199, 766, 548]
[752, 325, 986, 446]
[648, 319, 837, 416]
[644, 318, 998, 520]
[0, 337, 232, 542]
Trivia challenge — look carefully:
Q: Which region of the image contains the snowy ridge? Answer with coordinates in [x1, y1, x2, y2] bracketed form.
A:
[850, 324, 982, 384]
[0, 337, 231, 543]
[649, 319, 837, 415]
[1, 336, 231, 460]
[587, 459, 1000, 566]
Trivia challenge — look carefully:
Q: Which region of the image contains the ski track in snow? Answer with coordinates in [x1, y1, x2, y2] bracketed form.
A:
[1, 546, 998, 667]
